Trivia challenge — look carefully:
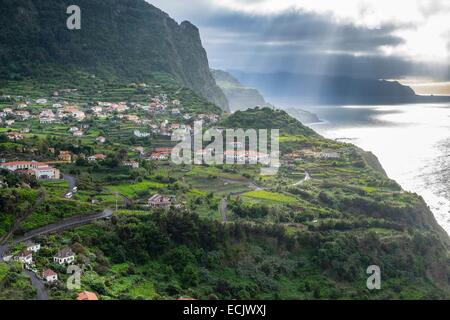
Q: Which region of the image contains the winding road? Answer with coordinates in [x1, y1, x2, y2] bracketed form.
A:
[17, 209, 113, 245]
[290, 170, 311, 187]
[0, 208, 113, 301]
[24, 270, 49, 300]
[0, 175, 116, 300]
[63, 174, 76, 198]
[0, 209, 113, 257]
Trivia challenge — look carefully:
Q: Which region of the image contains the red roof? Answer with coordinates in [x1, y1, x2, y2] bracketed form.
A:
[1, 161, 44, 167]
[77, 291, 98, 301]
[43, 269, 57, 278]
[92, 154, 107, 159]
[154, 147, 173, 153]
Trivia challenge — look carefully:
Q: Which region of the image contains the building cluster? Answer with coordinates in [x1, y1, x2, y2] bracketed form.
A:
[0, 161, 60, 179]
[2, 242, 75, 285]
[284, 149, 341, 161]
[2, 241, 99, 300]
[0, 99, 86, 126]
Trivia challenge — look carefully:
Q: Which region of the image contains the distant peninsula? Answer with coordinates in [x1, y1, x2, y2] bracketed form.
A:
[212, 69, 321, 124]
[230, 71, 450, 106]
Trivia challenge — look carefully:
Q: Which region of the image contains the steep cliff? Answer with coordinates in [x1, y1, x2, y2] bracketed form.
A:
[212, 69, 271, 111]
[0, 0, 229, 111]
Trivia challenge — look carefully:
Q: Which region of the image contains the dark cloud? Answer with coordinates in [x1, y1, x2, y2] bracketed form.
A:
[202, 11, 405, 53]
[148, 0, 450, 80]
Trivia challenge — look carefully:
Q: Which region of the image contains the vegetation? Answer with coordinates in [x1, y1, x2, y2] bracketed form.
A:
[0, 0, 228, 110]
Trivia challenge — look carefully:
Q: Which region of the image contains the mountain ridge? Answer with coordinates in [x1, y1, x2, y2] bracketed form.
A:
[0, 0, 229, 111]
[212, 69, 321, 123]
[230, 70, 450, 105]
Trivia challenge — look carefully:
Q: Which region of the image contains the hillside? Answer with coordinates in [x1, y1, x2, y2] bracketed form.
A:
[0, 1, 449, 301]
[1, 95, 449, 298]
[0, 0, 229, 111]
[220, 107, 318, 136]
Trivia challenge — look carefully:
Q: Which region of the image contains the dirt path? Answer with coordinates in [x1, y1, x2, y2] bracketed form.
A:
[219, 198, 228, 222]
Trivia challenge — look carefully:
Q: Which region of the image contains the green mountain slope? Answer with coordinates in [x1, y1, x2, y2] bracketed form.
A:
[0, 2, 449, 301]
[0, 0, 229, 111]
[221, 107, 318, 136]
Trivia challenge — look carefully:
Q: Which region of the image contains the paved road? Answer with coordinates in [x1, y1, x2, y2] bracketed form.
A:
[290, 170, 311, 187]
[0, 244, 8, 258]
[1, 208, 113, 300]
[0, 209, 113, 257]
[63, 174, 76, 197]
[16, 209, 113, 244]
[24, 270, 49, 300]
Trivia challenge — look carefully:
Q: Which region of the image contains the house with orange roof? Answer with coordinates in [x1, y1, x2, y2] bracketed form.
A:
[42, 269, 58, 283]
[77, 291, 98, 301]
[87, 154, 107, 162]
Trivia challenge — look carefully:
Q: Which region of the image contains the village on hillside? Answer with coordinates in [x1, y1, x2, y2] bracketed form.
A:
[0, 78, 385, 301]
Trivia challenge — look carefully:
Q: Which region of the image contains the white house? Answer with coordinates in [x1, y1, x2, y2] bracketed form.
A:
[91, 106, 103, 113]
[223, 150, 270, 163]
[15, 110, 30, 120]
[95, 136, 106, 143]
[17, 250, 33, 265]
[123, 161, 139, 169]
[0, 161, 60, 180]
[66, 108, 85, 121]
[133, 130, 150, 138]
[42, 269, 58, 283]
[53, 248, 75, 265]
[87, 154, 107, 162]
[40, 109, 55, 119]
[319, 151, 340, 159]
[148, 194, 171, 209]
[40, 117, 57, 124]
[36, 98, 48, 105]
[25, 241, 41, 253]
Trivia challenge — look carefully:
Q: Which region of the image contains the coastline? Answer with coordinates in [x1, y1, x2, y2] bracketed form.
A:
[291, 104, 450, 236]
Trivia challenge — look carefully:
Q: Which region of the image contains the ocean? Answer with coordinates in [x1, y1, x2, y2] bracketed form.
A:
[292, 103, 450, 235]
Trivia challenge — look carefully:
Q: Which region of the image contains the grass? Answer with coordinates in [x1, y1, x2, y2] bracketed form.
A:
[0, 263, 8, 282]
[106, 180, 166, 197]
[114, 209, 150, 216]
[242, 190, 299, 204]
[128, 281, 157, 299]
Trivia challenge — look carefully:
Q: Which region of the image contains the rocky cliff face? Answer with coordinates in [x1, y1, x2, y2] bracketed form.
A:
[213, 69, 321, 123]
[0, 0, 229, 111]
[212, 69, 270, 111]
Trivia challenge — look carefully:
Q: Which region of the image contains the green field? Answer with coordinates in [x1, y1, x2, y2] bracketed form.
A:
[242, 190, 299, 204]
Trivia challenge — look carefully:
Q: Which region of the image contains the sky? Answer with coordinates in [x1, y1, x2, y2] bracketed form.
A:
[148, 0, 450, 94]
